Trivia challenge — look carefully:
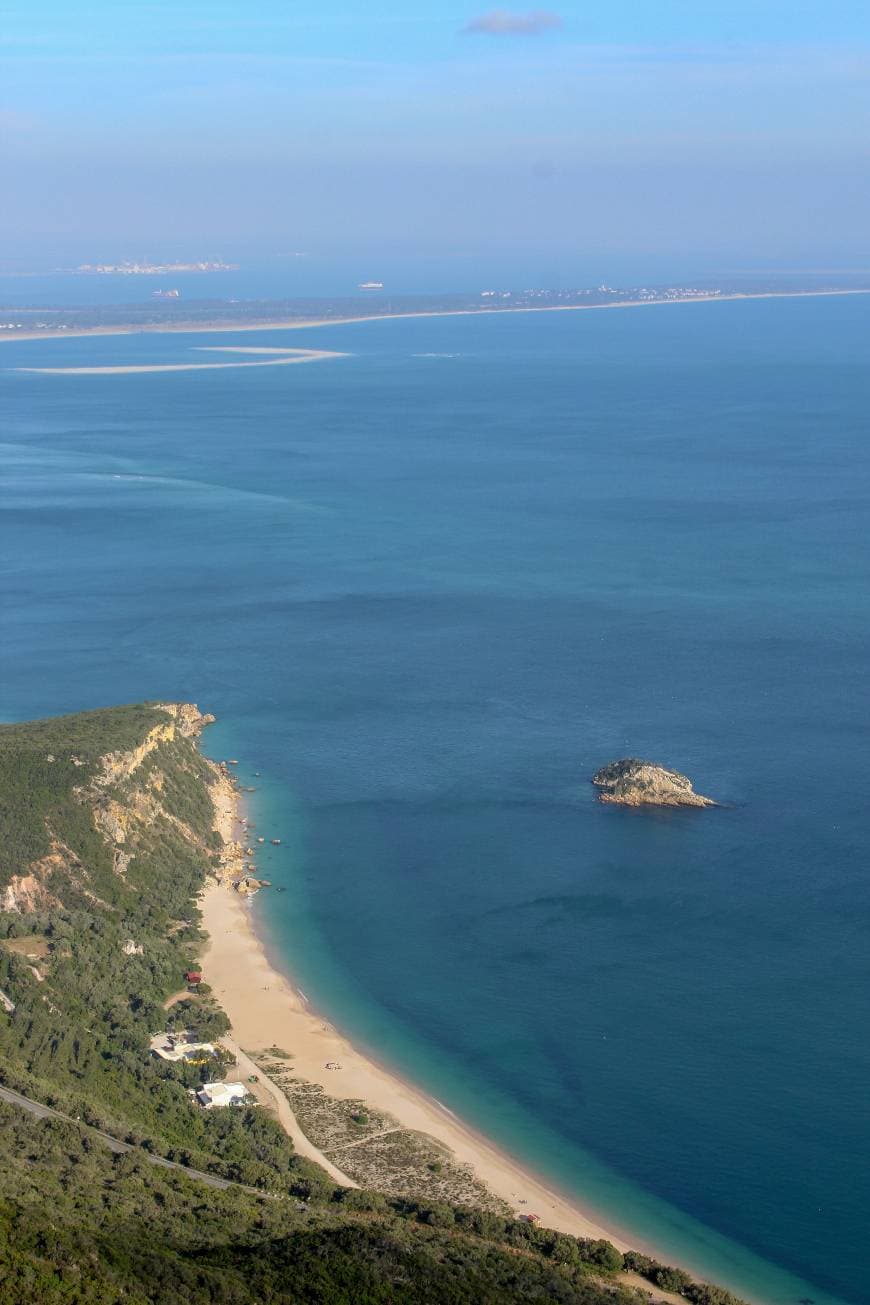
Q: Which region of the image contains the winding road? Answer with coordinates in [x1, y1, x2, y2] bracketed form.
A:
[0, 1083, 271, 1195]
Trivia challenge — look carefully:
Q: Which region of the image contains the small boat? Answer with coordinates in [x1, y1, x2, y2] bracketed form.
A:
[227, 759, 239, 765]
[257, 836, 265, 843]
[246, 786, 256, 792]
[270, 839, 281, 845]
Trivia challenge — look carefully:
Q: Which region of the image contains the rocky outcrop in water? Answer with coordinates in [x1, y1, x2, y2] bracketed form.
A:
[592, 758, 716, 807]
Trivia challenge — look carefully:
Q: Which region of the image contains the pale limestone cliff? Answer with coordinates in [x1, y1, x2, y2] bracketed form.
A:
[3, 703, 229, 913]
[1, 867, 60, 914]
[94, 702, 215, 788]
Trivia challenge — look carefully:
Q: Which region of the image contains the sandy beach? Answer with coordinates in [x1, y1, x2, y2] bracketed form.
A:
[203, 771, 642, 1250]
[199, 789, 705, 1305]
[200, 881, 632, 1240]
[1, 286, 869, 347]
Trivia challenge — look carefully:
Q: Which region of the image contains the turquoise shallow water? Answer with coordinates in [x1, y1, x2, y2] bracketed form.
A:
[1, 298, 868, 1305]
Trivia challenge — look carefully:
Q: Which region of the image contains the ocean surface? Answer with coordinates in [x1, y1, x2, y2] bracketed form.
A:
[1, 297, 868, 1305]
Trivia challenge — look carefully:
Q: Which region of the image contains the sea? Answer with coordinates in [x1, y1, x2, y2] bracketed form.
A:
[1, 294, 868, 1305]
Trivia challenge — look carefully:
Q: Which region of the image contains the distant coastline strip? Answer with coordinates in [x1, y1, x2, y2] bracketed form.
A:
[10, 346, 347, 375]
[2, 287, 870, 351]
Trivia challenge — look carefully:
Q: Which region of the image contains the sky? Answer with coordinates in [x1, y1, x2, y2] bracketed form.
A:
[1, 1, 869, 278]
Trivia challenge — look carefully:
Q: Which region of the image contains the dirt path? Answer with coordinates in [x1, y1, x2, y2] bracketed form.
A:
[162, 987, 201, 1010]
[222, 1037, 357, 1188]
[621, 1271, 688, 1305]
[323, 1126, 405, 1154]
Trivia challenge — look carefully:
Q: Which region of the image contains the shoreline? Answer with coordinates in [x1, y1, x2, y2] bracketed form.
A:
[199, 761, 736, 1305]
[200, 877, 637, 1246]
[1, 286, 869, 347]
[202, 769, 642, 1246]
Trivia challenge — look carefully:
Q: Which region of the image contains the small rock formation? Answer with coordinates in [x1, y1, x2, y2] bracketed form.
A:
[234, 876, 265, 895]
[592, 758, 716, 807]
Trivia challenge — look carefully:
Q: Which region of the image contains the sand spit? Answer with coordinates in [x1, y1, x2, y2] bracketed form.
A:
[1, 287, 869, 347]
[192, 346, 341, 355]
[10, 347, 345, 375]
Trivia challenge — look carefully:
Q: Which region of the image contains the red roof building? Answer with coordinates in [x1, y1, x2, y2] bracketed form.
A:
[185, 970, 202, 984]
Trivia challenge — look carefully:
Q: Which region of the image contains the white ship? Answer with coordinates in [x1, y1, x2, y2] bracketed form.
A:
[358, 280, 384, 290]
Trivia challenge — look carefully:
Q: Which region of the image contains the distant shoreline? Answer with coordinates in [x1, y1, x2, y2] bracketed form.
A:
[1, 286, 869, 346]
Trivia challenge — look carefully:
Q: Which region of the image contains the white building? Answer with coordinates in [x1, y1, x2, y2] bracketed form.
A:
[197, 1081, 249, 1109]
[150, 1032, 216, 1063]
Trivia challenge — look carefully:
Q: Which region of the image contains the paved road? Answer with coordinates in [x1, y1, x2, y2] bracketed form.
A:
[0, 1083, 272, 1196]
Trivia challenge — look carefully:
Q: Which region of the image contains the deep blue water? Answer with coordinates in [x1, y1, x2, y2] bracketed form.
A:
[1, 298, 868, 1305]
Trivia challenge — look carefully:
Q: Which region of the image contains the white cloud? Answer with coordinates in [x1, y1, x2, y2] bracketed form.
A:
[462, 10, 563, 37]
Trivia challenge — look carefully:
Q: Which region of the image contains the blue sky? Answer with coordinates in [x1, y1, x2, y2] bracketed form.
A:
[2, 1, 869, 273]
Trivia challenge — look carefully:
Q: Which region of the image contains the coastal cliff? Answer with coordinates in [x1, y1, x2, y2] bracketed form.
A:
[0, 702, 228, 914]
[592, 759, 716, 808]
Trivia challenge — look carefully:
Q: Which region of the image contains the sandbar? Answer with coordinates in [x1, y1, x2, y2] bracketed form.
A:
[10, 347, 346, 375]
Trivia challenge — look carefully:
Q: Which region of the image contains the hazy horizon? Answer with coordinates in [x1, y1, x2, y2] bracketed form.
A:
[2, 1, 869, 275]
